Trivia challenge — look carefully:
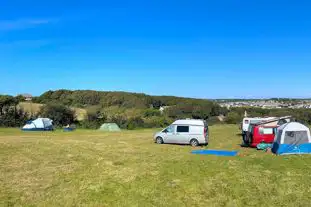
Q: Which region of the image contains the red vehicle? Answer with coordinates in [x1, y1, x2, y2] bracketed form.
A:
[245, 124, 278, 147]
[243, 116, 292, 147]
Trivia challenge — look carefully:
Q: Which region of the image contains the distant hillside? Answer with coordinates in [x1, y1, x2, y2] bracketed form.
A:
[18, 102, 87, 121]
[33, 90, 218, 109]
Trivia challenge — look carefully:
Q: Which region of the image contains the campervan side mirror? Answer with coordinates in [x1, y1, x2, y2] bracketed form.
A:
[163, 129, 168, 133]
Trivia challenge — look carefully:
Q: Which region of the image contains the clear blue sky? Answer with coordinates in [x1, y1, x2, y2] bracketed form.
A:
[1, 0, 310, 99]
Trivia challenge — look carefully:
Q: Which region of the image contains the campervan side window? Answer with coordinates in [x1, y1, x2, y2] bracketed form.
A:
[259, 127, 274, 135]
[177, 126, 189, 133]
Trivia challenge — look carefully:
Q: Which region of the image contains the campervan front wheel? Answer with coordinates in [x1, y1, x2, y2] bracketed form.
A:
[156, 137, 164, 144]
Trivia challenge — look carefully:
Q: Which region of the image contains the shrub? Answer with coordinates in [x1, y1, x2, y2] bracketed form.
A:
[225, 112, 242, 124]
[126, 116, 144, 130]
[166, 103, 221, 120]
[82, 107, 106, 129]
[144, 116, 174, 128]
[108, 115, 128, 129]
[39, 104, 75, 127]
[208, 116, 224, 126]
[0, 108, 28, 127]
[143, 109, 161, 117]
[0, 95, 28, 127]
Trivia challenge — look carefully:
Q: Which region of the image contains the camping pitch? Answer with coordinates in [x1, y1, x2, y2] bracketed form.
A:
[272, 122, 311, 155]
[99, 123, 121, 132]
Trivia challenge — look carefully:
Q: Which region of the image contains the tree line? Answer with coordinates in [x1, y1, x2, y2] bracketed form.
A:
[225, 107, 311, 125]
[0, 90, 225, 129]
[33, 89, 221, 109]
[1, 90, 311, 129]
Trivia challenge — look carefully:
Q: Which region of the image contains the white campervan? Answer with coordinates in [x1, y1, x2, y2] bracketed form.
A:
[153, 119, 208, 146]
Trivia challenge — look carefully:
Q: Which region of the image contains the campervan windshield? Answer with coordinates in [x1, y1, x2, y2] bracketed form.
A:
[163, 125, 174, 133]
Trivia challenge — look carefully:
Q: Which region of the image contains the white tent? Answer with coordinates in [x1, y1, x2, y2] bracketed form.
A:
[22, 118, 54, 131]
[272, 122, 311, 155]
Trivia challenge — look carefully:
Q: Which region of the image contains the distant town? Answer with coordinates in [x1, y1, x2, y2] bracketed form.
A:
[216, 99, 311, 109]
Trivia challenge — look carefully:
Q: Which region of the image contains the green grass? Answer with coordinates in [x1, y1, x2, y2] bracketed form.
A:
[1, 125, 311, 206]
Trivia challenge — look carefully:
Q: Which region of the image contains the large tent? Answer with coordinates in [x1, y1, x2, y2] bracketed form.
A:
[99, 123, 121, 132]
[22, 118, 54, 131]
[272, 122, 311, 155]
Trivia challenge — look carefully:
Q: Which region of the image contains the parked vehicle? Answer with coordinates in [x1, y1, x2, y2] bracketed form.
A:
[244, 116, 292, 147]
[245, 125, 278, 147]
[241, 117, 275, 145]
[241, 117, 275, 135]
[154, 119, 208, 146]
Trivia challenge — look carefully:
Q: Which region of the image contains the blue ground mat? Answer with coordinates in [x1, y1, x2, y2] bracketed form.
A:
[191, 149, 238, 156]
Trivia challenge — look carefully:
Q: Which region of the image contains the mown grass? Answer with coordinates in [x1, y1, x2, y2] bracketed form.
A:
[1, 125, 311, 207]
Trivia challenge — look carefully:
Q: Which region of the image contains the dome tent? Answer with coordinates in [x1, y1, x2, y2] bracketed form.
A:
[99, 123, 121, 132]
[22, 118, 53, 131]
[272, 122, 311, 155]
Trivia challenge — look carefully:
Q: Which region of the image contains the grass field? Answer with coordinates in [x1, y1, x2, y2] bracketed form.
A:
[1, 125, 311, 207]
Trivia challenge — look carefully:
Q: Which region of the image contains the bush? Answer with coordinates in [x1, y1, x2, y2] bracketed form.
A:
[126, 116, 144, 130]
[78, 120, 99, 129]
[225, 112, 242, 124]
[0, 95, 28, 127]
[39, 104, 75, 127]
[144, 116, 173, 128]
[166, 103, 222, 120]
[143, 109, 161, 117]
[208, 116, 224, 126]
[108, 115, 128, 129]
[81, 107, 106, 129]
[0, 108, 28, 127]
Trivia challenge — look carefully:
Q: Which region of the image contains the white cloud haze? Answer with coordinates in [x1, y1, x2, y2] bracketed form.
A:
[0, 18, 57, 31]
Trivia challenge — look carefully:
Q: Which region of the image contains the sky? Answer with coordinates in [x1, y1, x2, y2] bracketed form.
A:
[0, 0, 311, 99]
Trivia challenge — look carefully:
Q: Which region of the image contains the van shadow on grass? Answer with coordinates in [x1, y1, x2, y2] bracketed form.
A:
[239, 143, 249, 148]
[159, 143, 207, 148]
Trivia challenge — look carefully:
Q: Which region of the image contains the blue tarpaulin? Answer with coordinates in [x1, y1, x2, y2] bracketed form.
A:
[192, 149, 238, 156]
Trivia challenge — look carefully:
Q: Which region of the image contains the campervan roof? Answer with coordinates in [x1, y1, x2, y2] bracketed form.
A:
[172, 119, 205, 126]
[254, 116, 292, 126]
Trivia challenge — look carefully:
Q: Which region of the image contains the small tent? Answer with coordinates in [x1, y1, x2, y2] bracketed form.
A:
[99, 123, 121, 132]
[22, 118, 54, 131]
[272, 122, 311, 155]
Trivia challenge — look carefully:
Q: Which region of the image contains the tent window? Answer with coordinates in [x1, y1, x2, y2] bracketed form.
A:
[284, 131, 309, 144]
[294, 131, 309, 144]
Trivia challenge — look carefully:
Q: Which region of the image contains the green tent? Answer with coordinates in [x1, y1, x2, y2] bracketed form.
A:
[99, 123, 121, 131]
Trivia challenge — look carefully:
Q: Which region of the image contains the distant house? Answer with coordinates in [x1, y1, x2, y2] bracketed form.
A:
[21, 93, 32, 101]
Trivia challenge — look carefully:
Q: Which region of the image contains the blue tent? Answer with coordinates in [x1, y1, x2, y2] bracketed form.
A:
[272, 122, 311, 155]
[22, 118, 54, 131]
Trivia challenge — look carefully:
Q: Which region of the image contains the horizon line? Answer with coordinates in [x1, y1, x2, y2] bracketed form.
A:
[1, 89, 311, 100]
